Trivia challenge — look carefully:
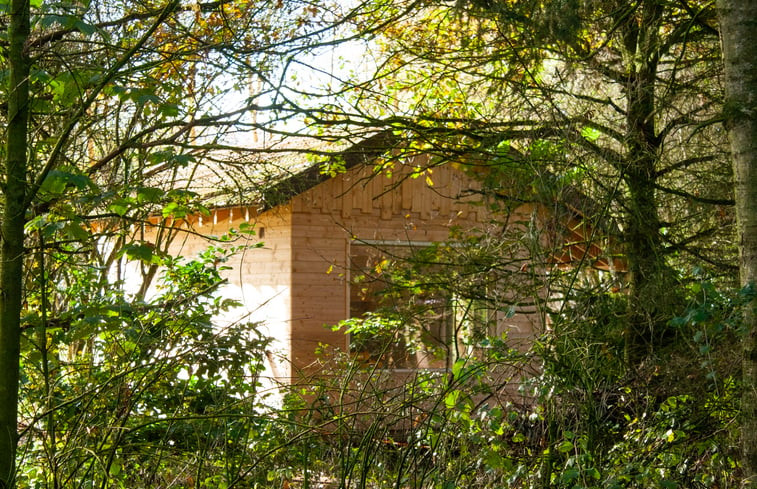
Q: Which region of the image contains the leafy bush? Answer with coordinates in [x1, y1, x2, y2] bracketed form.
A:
[18, 247, 273, 488]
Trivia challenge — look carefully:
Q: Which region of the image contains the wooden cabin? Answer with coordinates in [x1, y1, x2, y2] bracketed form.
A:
[162, 133, 620, 385]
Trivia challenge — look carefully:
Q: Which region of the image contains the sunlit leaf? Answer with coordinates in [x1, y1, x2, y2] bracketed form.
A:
[120, 242, 160, 264]
[557, 440, 573, 453]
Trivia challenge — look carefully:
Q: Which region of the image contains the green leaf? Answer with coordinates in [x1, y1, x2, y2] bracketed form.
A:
[561, 468, 580, 483]
[162, 202, 187, 218]
[166, 189, 199, 201]
[38, 14, 96, 37]
[148, 150, 174, 164]
[107, 85, 128, 97]
[74, 20, 96, 36]
[40, 14, 71, 29]
[669, 316, 687, 328]
[159, 103, 180, 117]
[172, 154, 196, 166]
[39, 171, 66, 195]
[38, 170, 97, 203]
[62, 221, 91, 241]
[63, 170, 94, 190]
[691, 308, 711, 323]
[444, 390, 460, 409]
[24, 215, 47, 233]
[136, 187, 164, 204]
[68, 316, 101, 341]
[108, 198, 132, 216]
[451, 359, 464, 379]
[557, 440, 574, 453]
[581, 126, 601, 142]
[137, 92, 161, 105]
[120, 242, 159, 264]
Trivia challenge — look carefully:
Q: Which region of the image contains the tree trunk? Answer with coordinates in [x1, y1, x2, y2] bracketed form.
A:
[0, 0, 30, 485]
[619, 1, 678, 366]
[716, 0, 757, 484]
[623, 62, 667, 364]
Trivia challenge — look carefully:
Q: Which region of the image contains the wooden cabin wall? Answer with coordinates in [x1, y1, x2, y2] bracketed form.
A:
[286, 156, 546, 374]
[156, 156, 578, 385]
[173, 205, 295, 382]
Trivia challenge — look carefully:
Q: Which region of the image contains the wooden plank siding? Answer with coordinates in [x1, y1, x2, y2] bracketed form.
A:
[287, 157, 494, 373]
[185, 205, 296, 381]
[151, 150, 618, 386]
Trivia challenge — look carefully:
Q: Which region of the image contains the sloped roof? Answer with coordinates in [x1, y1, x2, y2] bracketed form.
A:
[155, 130, 623, 270]
[255, 131, 397, 211]
[170, 131, 617, 242]
[160, 131, 397, 211]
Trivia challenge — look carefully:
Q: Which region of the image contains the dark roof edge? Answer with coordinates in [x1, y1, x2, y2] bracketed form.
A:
[231, 130, 618, 238]
[258, 130, 398, 211]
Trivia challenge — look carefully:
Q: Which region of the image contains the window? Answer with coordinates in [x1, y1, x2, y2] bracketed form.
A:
[347, 244, 452, 369]
[345, 240, 526, 370]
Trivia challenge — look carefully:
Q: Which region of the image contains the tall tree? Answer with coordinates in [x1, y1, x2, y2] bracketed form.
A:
[717, 0, 757, 483]
[329, 0, 733, 366]
[0, 0, 403, 485]
[0, 0, 31, 483]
